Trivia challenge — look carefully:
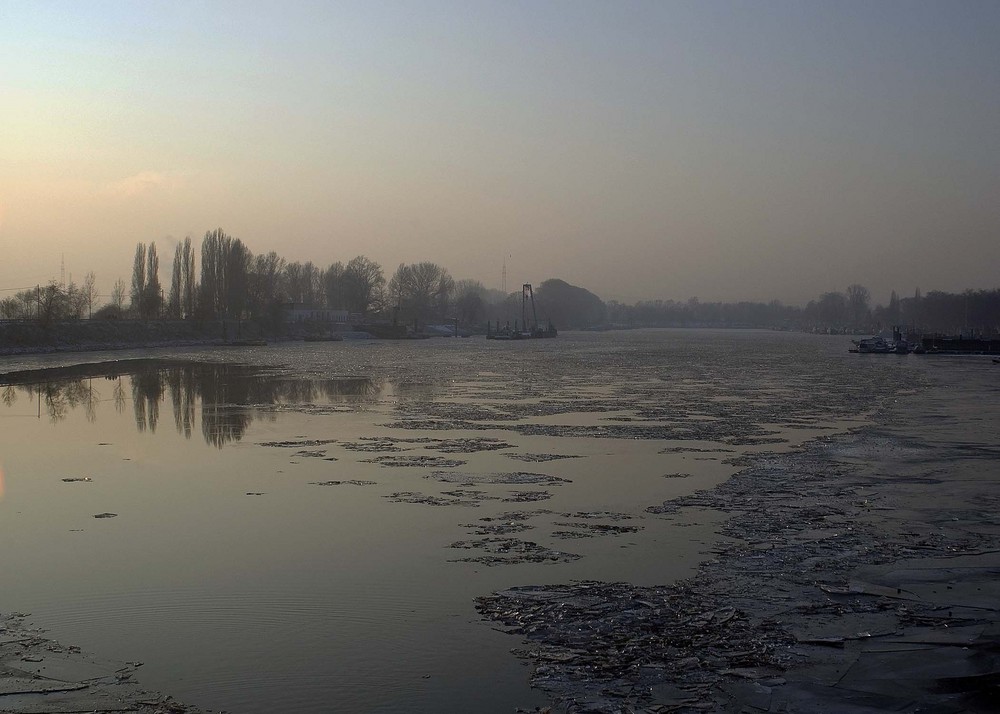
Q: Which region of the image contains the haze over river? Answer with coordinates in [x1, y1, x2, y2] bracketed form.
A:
[0, 330, 919, 712]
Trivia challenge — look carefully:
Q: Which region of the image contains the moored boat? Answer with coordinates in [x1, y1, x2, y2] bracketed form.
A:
[486, 283, 557, 340]
[850, 336, 895, 354]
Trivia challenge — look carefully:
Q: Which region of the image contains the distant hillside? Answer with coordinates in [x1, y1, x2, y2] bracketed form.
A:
[534, 279, 607, 329]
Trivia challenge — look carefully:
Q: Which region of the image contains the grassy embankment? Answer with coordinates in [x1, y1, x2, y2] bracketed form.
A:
[0, 319, 263, 355]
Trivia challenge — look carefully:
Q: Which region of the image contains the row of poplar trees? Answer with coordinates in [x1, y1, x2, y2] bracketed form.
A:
[128, 228, 470, 326]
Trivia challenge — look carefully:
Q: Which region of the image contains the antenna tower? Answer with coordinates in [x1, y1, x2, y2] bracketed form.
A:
[61, 253, 66, 288]
[501, 256, 507, 294]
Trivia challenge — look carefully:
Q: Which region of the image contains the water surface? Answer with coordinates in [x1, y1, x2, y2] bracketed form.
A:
[0, 330, 919, 712]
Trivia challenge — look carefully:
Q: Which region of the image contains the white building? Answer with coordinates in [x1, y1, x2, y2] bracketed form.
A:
[285, 303, 349, 324]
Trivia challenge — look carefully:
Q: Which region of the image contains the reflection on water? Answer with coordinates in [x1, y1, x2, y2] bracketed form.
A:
[0, 333, 925, 714]
[2, 378, 101, 422]
[0, 360, 381, 447]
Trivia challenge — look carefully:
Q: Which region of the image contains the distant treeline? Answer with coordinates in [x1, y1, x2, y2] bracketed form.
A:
[1, 229, 488, 329]
[0, 228, 603, 331]
[1, 228, 997, 335]
[607, 286, 1000, 335]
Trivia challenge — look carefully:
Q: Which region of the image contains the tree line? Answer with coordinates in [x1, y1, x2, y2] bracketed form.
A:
[2, 228, 997, 335]
[608, 284, 1000, 335]
[0, 273, 99, 325]
[0, 228, 504, 329]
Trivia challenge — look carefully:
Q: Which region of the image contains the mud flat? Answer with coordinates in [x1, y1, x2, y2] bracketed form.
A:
[478, 358, 1000, 713]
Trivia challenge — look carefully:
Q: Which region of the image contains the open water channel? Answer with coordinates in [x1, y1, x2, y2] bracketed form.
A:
[0, 330, 920, 712]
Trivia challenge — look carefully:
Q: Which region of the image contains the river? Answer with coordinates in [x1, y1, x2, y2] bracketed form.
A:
[0, 329, 919, 712]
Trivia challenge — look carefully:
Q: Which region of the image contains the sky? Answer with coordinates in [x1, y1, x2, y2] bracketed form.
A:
[1, 1, 998, 307]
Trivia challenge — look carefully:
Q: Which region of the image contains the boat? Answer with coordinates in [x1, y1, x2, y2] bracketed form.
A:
[486, 323, 526, 340]
[850, 336, 896, 354]
[303, 334, 343, 342]
[486, 284, 557, 340]
[851, 329, 1000, 356]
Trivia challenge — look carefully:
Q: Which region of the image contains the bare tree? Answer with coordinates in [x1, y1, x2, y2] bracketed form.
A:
[906, 287, 923, 326]
[816, 291, 848, 327]
[433, 271, 455, 322]
[387, 263, 410, 320]
[182, 237, 196, 318]
[846, 284, 871, 328]
[886, 289, 901, 326]
[342, 256, 385, 316]
[145, 242, 161, 318]
[388, 262, 452, 325]
[168, 243, 184, 318]
[200, 228, 250, 319]
[66, 280, 88, 319]
[37, 282, 71, 326]
[282, 261, 322, 306]
[1, 289, 35, 319]
[246, 251, 286, 323]
[81, 271, 97, 319]
[200, 230, 224, 317]
[454, 279, 486, 324]
[302, 261, 322, 306]
[166, 238, 196, 319]
[225, 238, 251, 319]
[111, 278, 127, 313]
[0, 297, 17, 319]
[323, 262, 346, 310]
[283, 262, 304, 304]
[130, 243, 146, 317]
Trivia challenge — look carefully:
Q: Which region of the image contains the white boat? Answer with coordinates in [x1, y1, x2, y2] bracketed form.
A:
[850, 336, 907, 354]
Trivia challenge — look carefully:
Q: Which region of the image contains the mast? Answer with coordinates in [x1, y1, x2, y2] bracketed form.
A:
[521, 284, 538, 332]
[521, 284, 527, 332]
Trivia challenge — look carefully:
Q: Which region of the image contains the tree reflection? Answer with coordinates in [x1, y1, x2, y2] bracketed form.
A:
[0, 360, 383, 447]
[41, 382, 69, 421]
[194, 365, 259, 448]
[131, 369, 163, 433]
[17, 375, 95, 423]
[167, 368, 196, 439]
[83, 379, 98, 423]
[113, 379, 127, 414]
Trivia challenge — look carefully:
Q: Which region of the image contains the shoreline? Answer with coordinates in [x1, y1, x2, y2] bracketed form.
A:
[0, 319, 321, 358]
[478, 360, 1000, 712]
[0, 337, 236, 358]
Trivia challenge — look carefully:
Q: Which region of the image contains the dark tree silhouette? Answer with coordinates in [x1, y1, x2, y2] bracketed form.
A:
[130, 243, 146, 318]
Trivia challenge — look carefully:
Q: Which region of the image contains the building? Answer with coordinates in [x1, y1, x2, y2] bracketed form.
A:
[284, 303, 349, 324]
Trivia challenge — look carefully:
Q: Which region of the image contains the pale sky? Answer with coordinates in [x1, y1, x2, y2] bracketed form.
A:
[1, 1, 998, 306]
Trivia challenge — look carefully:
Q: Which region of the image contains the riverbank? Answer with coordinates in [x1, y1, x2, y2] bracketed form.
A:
[0, 319, 254, 357]
[478, 357, 1000, 712]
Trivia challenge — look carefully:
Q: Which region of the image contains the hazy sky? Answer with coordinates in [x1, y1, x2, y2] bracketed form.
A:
[2, 1, 998, 306]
